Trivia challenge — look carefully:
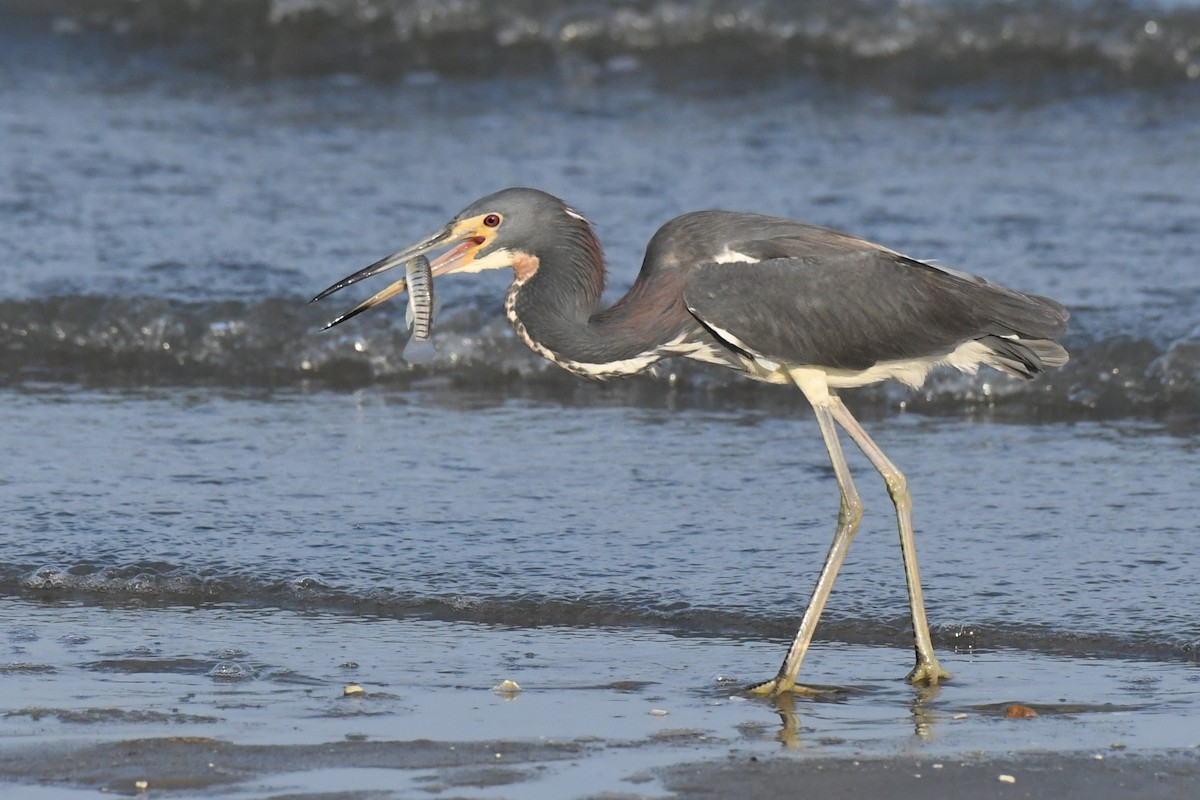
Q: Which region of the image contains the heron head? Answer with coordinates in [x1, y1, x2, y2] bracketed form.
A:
[312, 187, 584, 328]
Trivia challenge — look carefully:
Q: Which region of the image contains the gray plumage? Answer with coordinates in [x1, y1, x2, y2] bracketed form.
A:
[469, 192, 1069, 383]
[682, 235, 1068, 378]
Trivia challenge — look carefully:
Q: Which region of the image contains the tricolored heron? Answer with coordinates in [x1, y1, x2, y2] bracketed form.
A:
[313, 187, 1069, 695]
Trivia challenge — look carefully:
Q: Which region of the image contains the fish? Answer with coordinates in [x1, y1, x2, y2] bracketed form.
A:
[404, 254, 434, 341]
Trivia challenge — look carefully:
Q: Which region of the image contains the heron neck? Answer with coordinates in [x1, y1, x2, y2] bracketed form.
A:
[505, 231, 691, 376]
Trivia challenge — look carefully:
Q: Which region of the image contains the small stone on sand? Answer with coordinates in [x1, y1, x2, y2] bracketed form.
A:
[1004, 703, 1039, 718]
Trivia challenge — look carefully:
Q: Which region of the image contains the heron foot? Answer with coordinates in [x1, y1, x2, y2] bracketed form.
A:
[906, 659, 951, 687]
[746, 676, 834, 698]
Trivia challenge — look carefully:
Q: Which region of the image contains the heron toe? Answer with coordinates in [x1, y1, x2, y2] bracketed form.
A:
[906, 659, 951, 687]
[746, 676, 832, 697]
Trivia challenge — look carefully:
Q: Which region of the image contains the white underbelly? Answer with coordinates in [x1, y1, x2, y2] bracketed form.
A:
[740, 340, 996, 389]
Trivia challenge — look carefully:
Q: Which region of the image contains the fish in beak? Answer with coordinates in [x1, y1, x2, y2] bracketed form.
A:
[311, 213, 508, 330]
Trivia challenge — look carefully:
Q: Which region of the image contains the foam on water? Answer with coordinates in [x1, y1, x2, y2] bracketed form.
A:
[7, 0, 1200, 92]
[1, 295, 1198, 418]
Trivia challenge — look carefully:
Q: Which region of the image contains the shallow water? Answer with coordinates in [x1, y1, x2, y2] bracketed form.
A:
[2, 3, 1200, 796]
[3, 386, 1199, 652]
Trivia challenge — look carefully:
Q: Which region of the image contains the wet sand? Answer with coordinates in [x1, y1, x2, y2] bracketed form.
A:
[4, 599, 1200, 797]
[663, 751, 1200, 800]
[1, 734, 1198, 798]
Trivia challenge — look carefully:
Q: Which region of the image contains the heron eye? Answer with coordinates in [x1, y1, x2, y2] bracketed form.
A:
[483, 214, 501, 228]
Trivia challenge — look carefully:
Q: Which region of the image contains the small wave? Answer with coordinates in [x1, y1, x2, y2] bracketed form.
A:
[5, 560, 1194, 662]
[1, 294, 1198, 420]
[10, 0, 1200, 94]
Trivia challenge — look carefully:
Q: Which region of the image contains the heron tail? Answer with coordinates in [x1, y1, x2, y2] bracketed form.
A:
[978, 335, 1069, 379]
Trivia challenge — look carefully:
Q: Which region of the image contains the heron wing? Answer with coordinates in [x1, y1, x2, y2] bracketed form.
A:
[683, 250, 1068, 372]
[642, 212, 879, 273]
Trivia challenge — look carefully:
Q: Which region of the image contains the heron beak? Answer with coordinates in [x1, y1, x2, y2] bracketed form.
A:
[311, 215, 503, 330]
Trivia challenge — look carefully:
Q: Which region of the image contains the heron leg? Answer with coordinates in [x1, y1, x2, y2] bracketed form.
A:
[751, 395, 863, 696]
[827, 398, 950, 686]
